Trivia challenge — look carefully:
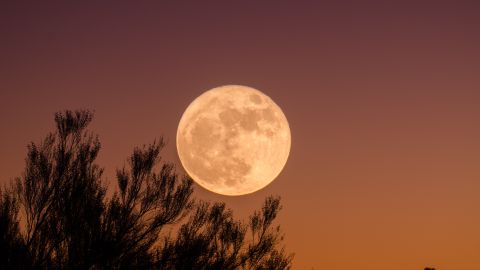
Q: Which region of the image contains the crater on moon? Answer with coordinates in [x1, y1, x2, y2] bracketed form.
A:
[176, 85, 291, 196]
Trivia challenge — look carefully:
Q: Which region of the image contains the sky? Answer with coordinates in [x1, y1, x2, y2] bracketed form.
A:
[1, 1, 480, 269]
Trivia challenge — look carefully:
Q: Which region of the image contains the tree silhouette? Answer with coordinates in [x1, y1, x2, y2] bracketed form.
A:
[0, 110, 293, 269]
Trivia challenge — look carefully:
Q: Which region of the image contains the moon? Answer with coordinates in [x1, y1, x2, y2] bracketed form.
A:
[176, 85, 291, 196]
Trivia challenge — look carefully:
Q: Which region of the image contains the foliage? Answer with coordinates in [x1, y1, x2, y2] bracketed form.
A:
[0, 110, 293, 269]
[158, 197, 291, 269]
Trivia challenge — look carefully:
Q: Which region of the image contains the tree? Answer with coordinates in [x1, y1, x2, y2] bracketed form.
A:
[0, 110, 293, 269]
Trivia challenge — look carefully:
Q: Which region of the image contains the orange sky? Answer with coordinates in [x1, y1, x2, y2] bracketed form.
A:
[1, 2, 479, 269]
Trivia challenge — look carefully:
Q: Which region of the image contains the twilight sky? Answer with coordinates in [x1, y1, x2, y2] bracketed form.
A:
[1, 2, 479, 269]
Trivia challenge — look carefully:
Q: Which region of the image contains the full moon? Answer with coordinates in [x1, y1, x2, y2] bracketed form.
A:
[176, 85, 291, 196]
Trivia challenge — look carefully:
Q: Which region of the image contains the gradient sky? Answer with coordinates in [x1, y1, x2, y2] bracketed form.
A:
[1, 2, 480, 269]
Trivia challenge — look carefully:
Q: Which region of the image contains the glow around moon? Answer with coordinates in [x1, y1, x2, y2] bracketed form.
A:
[176, 85, 291, 196]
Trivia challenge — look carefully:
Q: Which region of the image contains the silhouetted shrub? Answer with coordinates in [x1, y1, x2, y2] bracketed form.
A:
[0, 110, 293, 269]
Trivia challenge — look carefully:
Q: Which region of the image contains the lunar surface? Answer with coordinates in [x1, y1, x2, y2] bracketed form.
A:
[176, 85, 291, 196]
